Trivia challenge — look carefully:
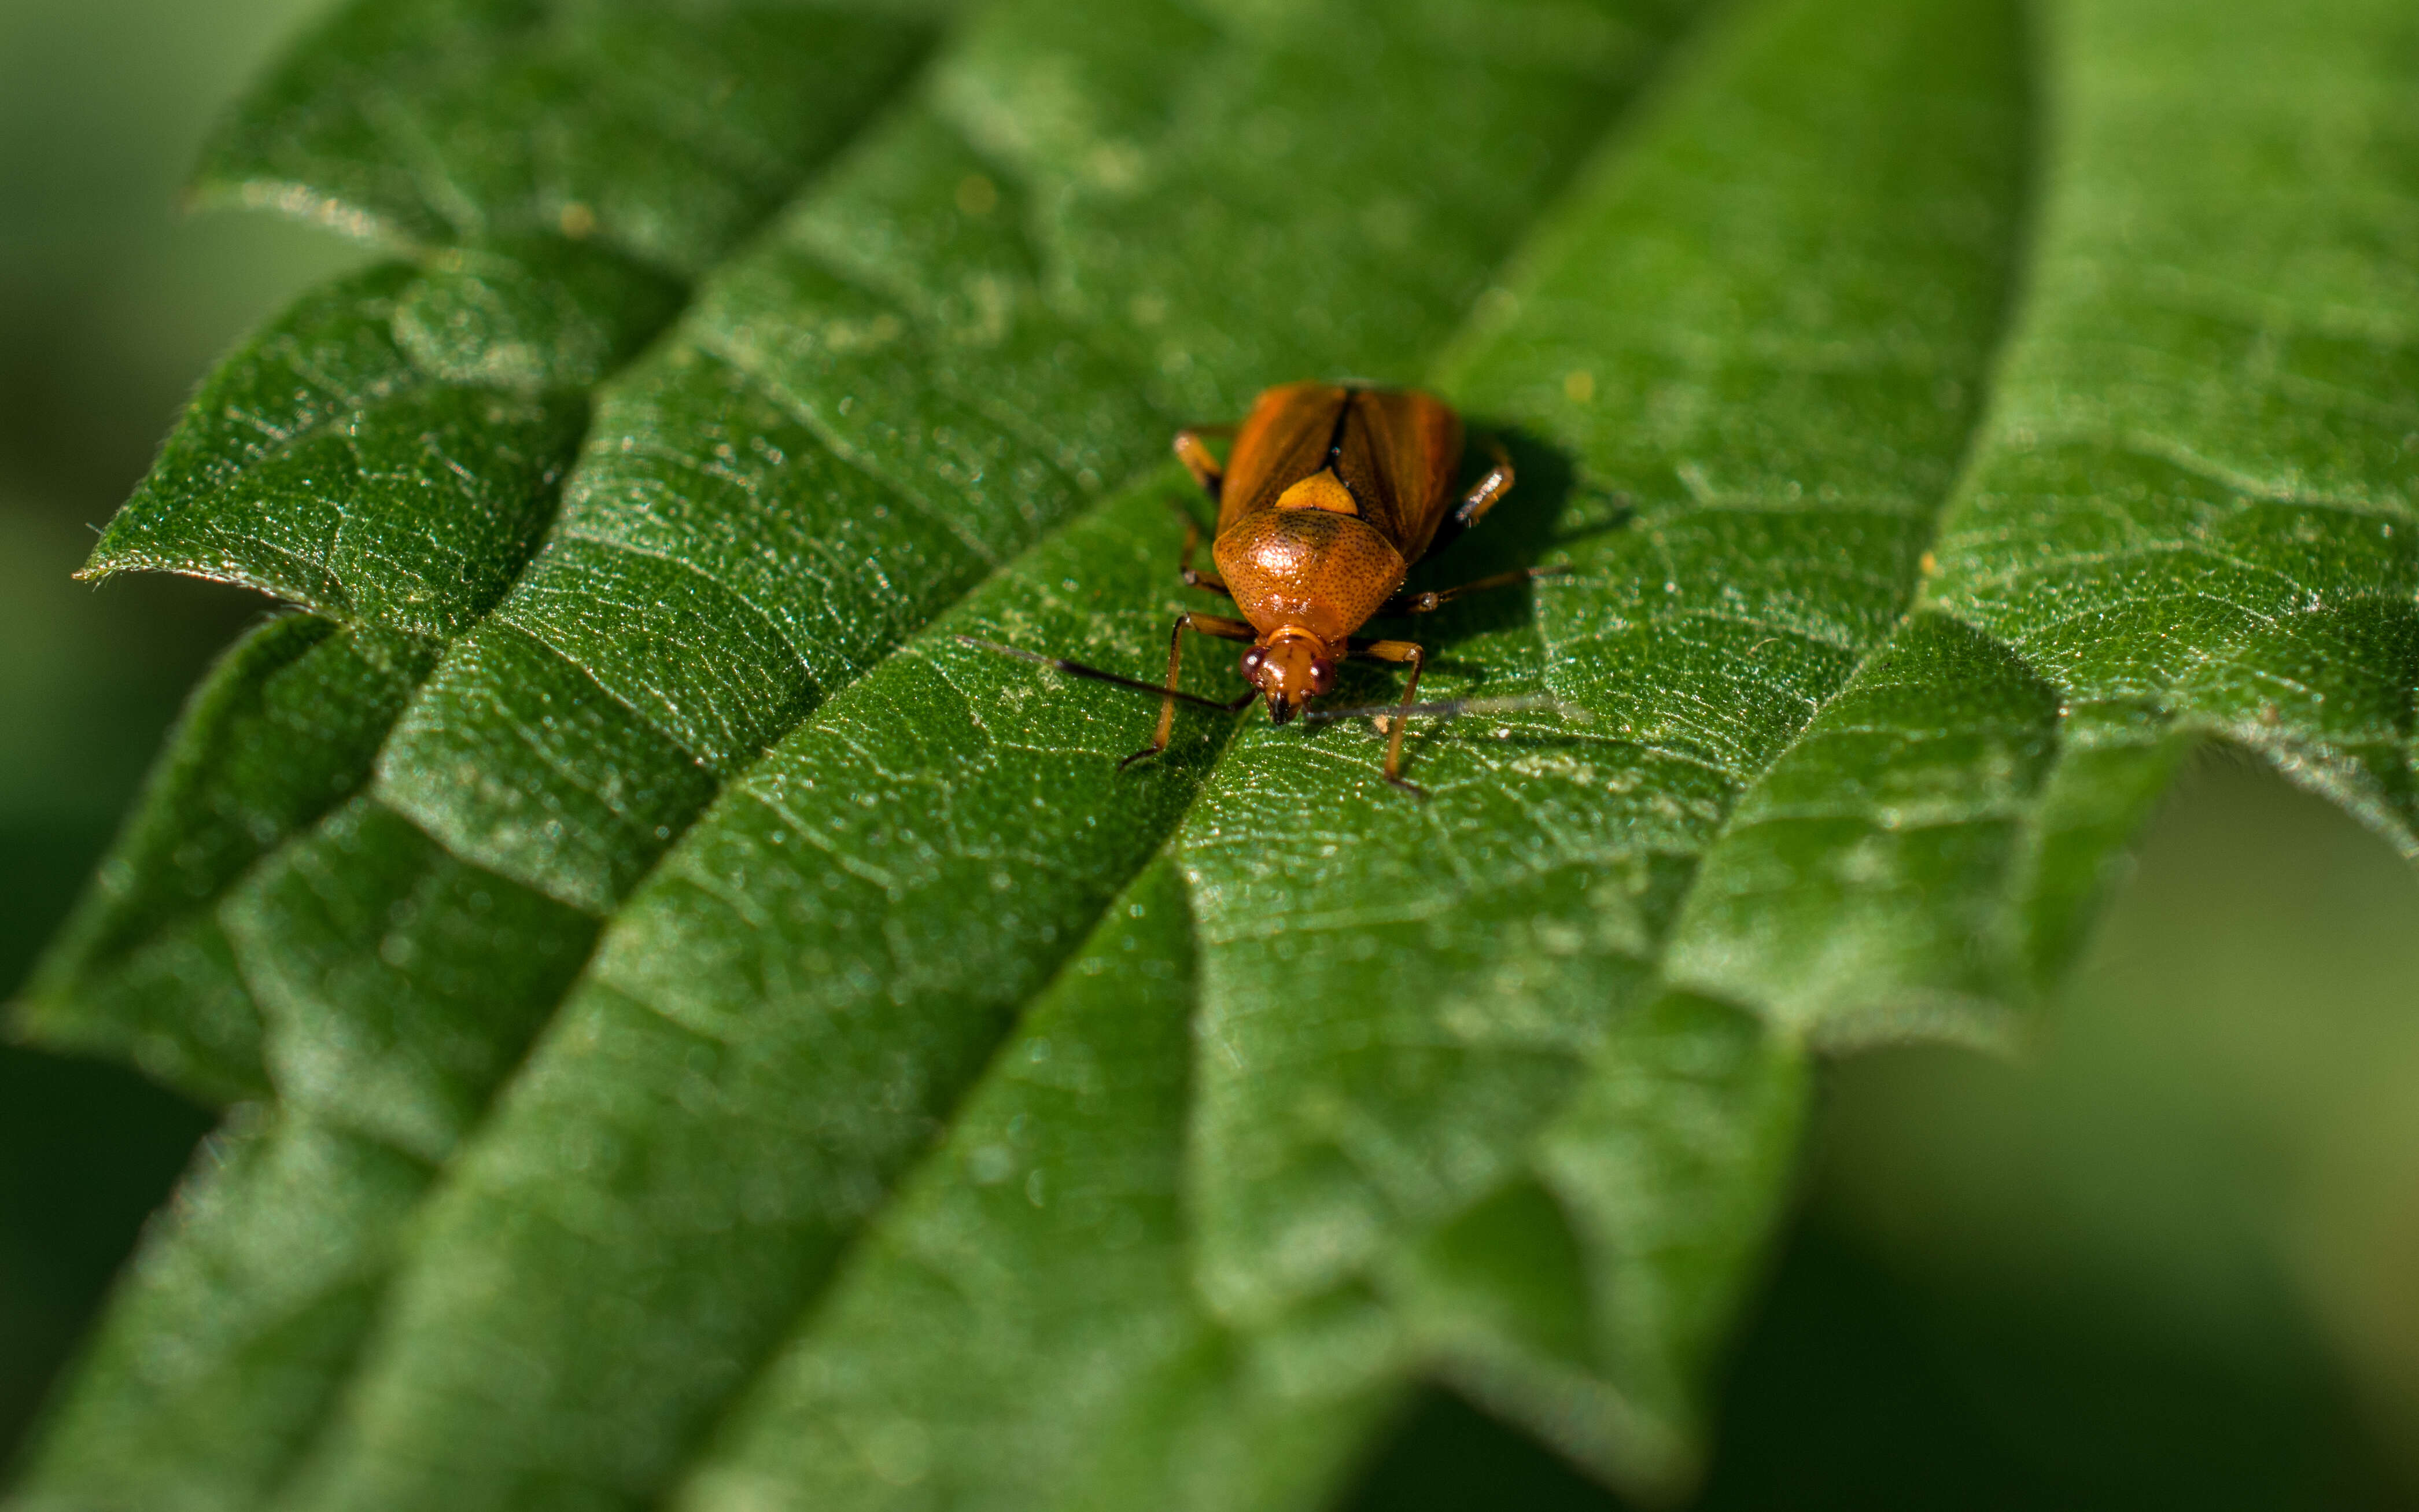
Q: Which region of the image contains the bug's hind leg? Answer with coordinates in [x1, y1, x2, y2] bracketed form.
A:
[1454, 438, 1517, 530]
[1121, 611, 1257, 770]
[1424, 438, 1516, 555]
[1347, 637, 1429, 796]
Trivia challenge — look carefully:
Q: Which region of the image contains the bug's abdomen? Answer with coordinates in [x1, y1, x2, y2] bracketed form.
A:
[1213, 508, 1407, 643]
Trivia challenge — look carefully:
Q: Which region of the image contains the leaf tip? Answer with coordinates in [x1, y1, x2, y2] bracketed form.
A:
[186, 173, 422, 254]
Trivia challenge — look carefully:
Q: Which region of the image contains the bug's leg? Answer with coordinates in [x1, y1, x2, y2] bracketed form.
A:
[1172, 423, 1234, 504]
[1348, 637, 1429, 795]
[1425, 438, 1517, 555]
[1122, 611, 1257, 770]
[1176, 513, 1233, 598]
[1454, 439, 1517, 530]
[1380, 563, 1569, 616]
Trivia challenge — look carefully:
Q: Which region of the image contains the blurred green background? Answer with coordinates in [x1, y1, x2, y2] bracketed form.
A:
[2, 1, 2415, 1503]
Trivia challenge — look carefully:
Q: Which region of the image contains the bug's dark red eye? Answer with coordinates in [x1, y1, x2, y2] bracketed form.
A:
[1240, 645, 1267, 680]
[1308, 658, 1336, 695]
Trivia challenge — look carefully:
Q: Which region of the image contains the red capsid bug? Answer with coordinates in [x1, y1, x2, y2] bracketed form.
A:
[962, 382, 1562, 795]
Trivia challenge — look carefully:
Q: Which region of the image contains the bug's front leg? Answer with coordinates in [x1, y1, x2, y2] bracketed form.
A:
[1347, 636, 1428, 795]
[1172, 422, 1234, 504]
[1122, 611, 1256, 771]
[1175, 513, 1231, 598]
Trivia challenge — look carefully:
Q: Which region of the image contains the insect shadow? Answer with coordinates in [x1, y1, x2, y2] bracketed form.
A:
[1392, 419, 1587, 638]
[1302, 420, 1602, 765]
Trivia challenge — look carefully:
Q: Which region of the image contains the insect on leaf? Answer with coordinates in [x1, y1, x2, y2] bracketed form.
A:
[12, 0, 2419, 1507]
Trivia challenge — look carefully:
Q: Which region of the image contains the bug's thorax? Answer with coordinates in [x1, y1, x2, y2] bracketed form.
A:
[1211, 501, 1408, 647]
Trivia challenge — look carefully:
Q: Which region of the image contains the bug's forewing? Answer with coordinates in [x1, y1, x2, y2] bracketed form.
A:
[1336, 388, 1463, 560]
[1215, 382, 1348, 532]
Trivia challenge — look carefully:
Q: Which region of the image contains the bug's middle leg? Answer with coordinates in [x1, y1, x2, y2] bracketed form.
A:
[1172, 423, 1234, 504]
[1347, 636, 1429, 794]
[1122, 611, 1256, 770]
[1174, 512, 1231, 598]
[1380, 564, 1569, 616]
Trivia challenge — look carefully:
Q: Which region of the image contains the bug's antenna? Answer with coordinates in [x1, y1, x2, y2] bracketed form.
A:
[956, 636, 1255, 713]
[1299, 692, 1579, 724]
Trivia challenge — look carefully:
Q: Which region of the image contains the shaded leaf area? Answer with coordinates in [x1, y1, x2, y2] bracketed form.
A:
[17, 0, 942, 1098]
[1662, 0, 2419, 1048]
[11, 2, 1692, 1510]
[0, 1048, 216, 1467]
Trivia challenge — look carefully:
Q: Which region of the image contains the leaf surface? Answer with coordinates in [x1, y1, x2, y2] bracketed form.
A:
[1662, 0, 2419, 1046]
[7, 2, 945, 1505]
[16, 0, 2419, 1508]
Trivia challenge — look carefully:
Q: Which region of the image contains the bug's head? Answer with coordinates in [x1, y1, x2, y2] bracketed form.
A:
[1240, 630, 1335, 726]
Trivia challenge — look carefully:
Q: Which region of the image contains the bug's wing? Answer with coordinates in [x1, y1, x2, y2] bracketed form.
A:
[1215, 382, 1348, 532]
[1335, 388, 1463, 559]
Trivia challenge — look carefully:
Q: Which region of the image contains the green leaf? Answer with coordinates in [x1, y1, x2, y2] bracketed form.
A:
[81, 261, 596, 631]
[1663, 0, 2419, 1049]
[17, 0, 2419, 1507]
[1186, 0, 2026, 1333]
[10, 2, 949, 1503]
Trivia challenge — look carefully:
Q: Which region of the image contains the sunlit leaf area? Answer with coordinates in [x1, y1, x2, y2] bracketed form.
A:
[5, 0, 2417, 1506]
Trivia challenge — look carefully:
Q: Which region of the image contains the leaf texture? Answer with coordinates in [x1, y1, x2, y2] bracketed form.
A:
[8, 2, 947, 1506]
[1662, 0, 2419, 1048]
[14, 0, 2419, 1507]
[677, 856, 1400, 1512]
[21, 0, 940, 1098]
